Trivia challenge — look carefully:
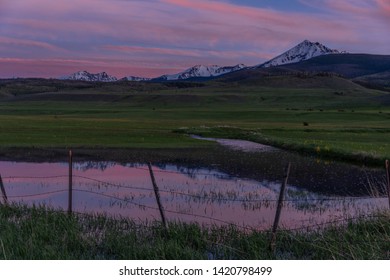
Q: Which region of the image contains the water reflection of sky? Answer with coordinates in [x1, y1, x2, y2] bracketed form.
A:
[0, 160, 387, 230]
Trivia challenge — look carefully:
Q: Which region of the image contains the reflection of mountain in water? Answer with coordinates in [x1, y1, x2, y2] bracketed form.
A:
[72, 161, 222, 179]
[71, 161, 329, 201]
[152, 163, 232, 180]
[73, 161, 118, 171]
[70, 150, 385, 197]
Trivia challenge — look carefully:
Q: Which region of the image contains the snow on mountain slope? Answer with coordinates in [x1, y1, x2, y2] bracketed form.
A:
[62, 71, 118, 82]
[159, 64, 246, 80]
[260, 40, 342, 68]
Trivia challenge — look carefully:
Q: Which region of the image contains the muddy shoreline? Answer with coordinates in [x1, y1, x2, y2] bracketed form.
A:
[0, 146, 217, 164]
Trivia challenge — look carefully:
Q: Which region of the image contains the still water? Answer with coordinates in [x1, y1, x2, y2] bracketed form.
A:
[0, 145, 387, 230]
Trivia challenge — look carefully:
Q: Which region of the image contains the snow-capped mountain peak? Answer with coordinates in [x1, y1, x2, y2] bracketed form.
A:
[159, 64, 246, 80]
[62, 70, 118, 82]
[261, 40, 342, 68]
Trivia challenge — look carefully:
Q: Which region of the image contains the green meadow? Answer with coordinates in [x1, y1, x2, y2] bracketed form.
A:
[1, 204, 389, 260]
[0, 76, 389, 164]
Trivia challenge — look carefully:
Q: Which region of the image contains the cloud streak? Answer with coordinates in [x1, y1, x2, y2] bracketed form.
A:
[0, 36, 65, 52]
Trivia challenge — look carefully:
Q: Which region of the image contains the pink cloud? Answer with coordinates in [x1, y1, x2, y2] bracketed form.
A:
[375, 0, 390, 23]
[104, 45, 265, 60]
[163, 0, 349, 31]
[104, 45, 204, 58]
[0, 36, 65, 52]
[161, 0, 362, 50]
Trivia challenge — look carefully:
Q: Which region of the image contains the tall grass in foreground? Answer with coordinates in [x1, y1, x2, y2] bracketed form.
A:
[0, 204, 389, 260]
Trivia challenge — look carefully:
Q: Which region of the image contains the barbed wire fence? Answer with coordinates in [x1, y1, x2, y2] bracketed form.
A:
[0, 151, 389, 253]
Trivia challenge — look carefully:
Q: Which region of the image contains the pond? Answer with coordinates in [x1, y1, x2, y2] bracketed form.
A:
[0, 141, 388, 231]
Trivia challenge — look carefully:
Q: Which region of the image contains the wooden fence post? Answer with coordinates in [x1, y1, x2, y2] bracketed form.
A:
[147, 163, 167, 229]
[68, 150, 73, 215]
[0, 174, 9, 205]
[386, 160, 390, 209]
[269, 163, 291, 252]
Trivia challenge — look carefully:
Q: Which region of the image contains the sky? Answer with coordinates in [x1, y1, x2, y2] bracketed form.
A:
[0, 0, 389, 78]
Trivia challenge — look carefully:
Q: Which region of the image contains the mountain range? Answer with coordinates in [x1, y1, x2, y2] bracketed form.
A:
[61, 40, 389, 86]
[62, 64, 247, 82]
[62, 70, 118, 82]
[155, 64, 247, 81]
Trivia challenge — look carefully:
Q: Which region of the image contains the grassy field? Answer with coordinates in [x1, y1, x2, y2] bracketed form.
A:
[0, 76, 389, 163]
[1, 77, 390, 260]
[0, 204, 389, 260]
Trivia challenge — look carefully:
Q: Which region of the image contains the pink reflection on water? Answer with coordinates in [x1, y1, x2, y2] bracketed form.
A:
[0, 161, 387, 230]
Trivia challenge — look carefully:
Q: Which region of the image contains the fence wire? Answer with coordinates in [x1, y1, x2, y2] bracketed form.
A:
[3, 175, 68, 180]
[4, 173, 384, 203]
[1, 168, 389, 235]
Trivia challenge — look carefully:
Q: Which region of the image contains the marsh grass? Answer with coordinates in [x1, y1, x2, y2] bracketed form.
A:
[0, 204, 388, 260]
